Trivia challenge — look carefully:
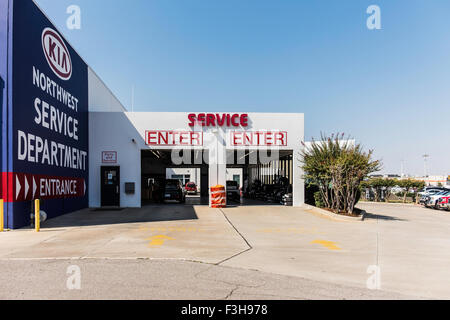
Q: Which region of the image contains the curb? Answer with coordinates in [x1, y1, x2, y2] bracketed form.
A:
[302, 204, 366, 222]
[359, 201, 418, 207]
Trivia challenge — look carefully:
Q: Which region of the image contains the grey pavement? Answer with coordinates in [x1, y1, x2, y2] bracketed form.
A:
[0, 259, 415, 300]
[0, 201, 449, 299]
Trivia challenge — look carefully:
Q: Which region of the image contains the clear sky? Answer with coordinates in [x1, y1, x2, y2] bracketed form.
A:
[34, 0, 450, 176]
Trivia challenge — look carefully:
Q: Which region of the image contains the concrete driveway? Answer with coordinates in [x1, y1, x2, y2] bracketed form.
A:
[221, 203, 450, 299]
[0, 205, 248, 264]
[1, 202, 449, 299]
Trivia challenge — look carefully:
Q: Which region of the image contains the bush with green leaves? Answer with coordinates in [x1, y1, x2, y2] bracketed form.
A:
[301, 133, 381, 215]
[305, 183, 320, 206]
[398, 179, 425, 203]
[314, 191, 325, 208]
[361, 177, 425, 203]
[361, 177, 397, 202]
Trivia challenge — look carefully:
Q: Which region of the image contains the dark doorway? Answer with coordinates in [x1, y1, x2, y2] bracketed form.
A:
[226, 149, 293, 206]
[101, 166, 120, 207]
[141, 149, 209, 206]
[200, 166, 209, 198]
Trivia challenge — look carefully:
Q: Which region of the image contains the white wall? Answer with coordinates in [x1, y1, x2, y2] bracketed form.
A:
[88, 67, 133, 207]
[166, 168, 201, 189]
[226, 168, 243, 188]
[304, 139, 356, 151]
[89, 112, 143, 208]
[89, 112, 305, 207]
[88, 68, 127, 112]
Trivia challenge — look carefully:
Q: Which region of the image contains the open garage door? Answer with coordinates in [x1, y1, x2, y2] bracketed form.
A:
[141, 149, 209, 206]
[226, 149, 293, 206]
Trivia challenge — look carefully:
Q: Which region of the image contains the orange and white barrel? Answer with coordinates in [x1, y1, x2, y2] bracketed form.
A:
[210, 185, 226, 208]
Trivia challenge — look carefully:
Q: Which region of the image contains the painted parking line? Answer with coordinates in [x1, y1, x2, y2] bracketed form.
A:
[311, 239, 342, 251]
[146, 235, 175, 247]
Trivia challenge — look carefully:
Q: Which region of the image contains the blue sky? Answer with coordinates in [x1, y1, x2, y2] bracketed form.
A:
[35, 0, 450, 176]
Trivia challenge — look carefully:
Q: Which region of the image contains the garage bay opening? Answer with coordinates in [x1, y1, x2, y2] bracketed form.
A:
[226, 149, 294, 206]
[141, 149, 209, 206]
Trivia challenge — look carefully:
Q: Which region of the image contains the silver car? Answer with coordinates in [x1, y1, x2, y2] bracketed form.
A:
[426, 191, 450, 209]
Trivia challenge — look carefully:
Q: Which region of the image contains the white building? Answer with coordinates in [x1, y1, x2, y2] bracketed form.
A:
[414, 176, 450, 187]
[0, 0, 305, 229]
[89, 111, 305, 208]
[166, 168, 201, 189]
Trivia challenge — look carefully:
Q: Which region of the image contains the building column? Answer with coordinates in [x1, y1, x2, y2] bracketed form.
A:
[207, 129, 227, 206]
[293, 148, 305, 207]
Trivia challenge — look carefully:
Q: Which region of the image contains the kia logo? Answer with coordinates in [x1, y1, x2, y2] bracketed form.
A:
[41, 27, 72, 81]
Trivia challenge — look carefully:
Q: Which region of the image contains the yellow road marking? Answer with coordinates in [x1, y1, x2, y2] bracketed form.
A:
[311, 239, 341, 251]
[139, 226, 205, 233]
[146, 235, 175, 247]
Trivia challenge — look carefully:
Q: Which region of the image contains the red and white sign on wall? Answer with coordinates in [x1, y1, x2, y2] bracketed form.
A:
[42, 27, 72, 81]
[145, 131, 203, 146]
[102, 151, 117, 164]
[231, 131, 288, 146]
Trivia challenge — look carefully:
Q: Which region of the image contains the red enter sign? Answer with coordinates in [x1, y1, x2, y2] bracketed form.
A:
[231, 131, 288, 146]
[145, 131, 203, 146]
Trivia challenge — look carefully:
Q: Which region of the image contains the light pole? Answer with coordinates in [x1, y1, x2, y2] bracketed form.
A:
[422, 154, 429, 178]
[400, 159, 405, 177]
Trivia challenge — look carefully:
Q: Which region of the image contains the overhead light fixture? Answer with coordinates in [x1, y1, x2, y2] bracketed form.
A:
[151, 150, 160, 159]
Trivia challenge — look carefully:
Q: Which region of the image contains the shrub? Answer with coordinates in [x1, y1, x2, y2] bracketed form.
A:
[314, 191, 325, 208]
[362, 178, 397, 202]
[301, 133, 381, 214]
[398, 179, 425, 203]
[305, 183, 320, 205]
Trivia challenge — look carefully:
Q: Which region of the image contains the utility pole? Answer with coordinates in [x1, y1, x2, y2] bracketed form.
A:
[422, 154, 429, 177]
[400, 159, 405, 177]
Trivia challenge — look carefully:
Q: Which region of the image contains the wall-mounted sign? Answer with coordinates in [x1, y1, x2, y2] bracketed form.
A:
[146, 131, 203, 146]
[41, 27, 72, 81]
[188, 113, 249, 127]
[231, 131, 288, 146]
[102, 151, 117, 164]
[2, 0, 89, 229]
[13, 172, 85, 202]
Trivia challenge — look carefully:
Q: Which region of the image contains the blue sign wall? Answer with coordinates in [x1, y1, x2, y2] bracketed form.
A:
[0, 0, 12, 227]
[2, 0, 89, 229]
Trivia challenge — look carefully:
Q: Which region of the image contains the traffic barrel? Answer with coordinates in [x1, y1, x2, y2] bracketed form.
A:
[210, 185, 226, 208]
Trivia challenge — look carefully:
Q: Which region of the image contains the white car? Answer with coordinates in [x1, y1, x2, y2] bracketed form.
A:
[419, 188, 449, 204]
[391, 186, 405, 194]
[425, 190, 450, 209]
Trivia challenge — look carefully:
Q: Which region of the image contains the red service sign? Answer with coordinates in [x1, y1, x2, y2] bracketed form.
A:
[231, 131, 288, 146]
[146, 130, 203, 146]
[188, 113, 248, 127]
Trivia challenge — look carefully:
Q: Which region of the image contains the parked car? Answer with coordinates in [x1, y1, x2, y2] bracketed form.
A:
[425, 190, 450, 209]
[391, 186, 405, 194]
[438, 195, 450, 210]
[226, 180, 240, 202]
[163, 179, 186, 203]
[419, 188, 449, 204]
[185, 182, 197, 195]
